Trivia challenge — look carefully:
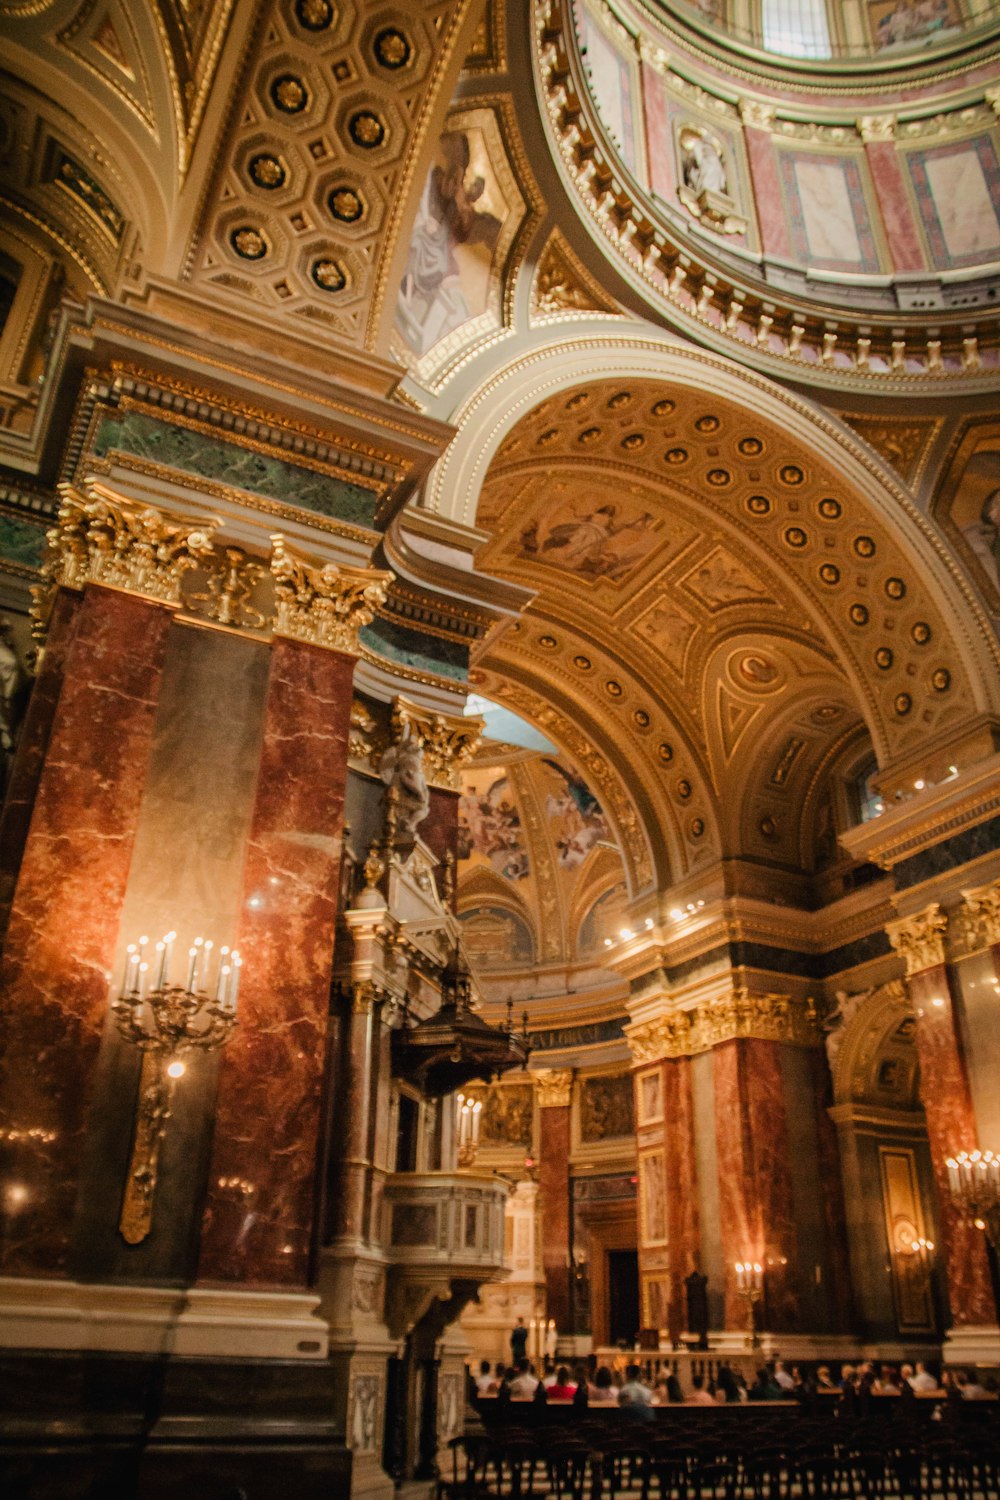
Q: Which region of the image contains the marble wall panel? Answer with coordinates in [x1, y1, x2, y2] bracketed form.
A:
[0, 587, 173, 1276]
[661, 1056, 699, 1333]
[690, 1049, 725, 1328]
[864, 140, 926, 271]
[71, 624, 269, 1283]
[778, 150, 882, 273]
[743, 126, 791, 259]
[197, 637, 355, 1288]
[907, 135, 1000, 270]
[953, 948, 1000, 1148]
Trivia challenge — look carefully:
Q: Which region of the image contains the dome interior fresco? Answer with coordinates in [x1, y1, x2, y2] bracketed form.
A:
[457, 747, 629, 992]
[661, 0, 1000, 61]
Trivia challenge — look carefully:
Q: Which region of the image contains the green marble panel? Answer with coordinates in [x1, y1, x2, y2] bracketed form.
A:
[0, 511, 46, 569]
[94, 411, 379, 529]
[359, 616, 469, 682]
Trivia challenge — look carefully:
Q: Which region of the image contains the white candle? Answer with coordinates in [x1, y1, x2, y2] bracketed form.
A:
[216, 947, 230, 1001]
[186, 947, 197, 991]
[155, 941, 167, 990]
[121, 943, 137, 992]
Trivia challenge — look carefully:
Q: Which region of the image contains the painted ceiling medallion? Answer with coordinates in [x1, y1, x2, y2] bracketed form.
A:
[779, 465, 804, 486]
[707, 468, 730, 486]
[328, 186, 364, 223]
[665, 447, 688, 465]
[912, 622, 932, 645]
[374, 27, 412, 69]
[819, 498, 842, 520]
[578, 426, 601, 444]
[854, 535, 876, 558]
[932, 668, 951, 692]
[566, 391, 590, 410]
[621, 433, 645, 451]
[746, 495, 770, 516]
[607, 391, 632, 409]
[785, 527, 808, 548]
[605, 680, 623, 697]
[676, 779, 692, 800]
[651, 398, 675, 417]
[875, 648, 894, 669]
[230, 227, 268, 260]
[312, 258, 347, 292]
[271, 74, 308, 113]
[349, 110, 386, 149]
[850, 604, 869, 626]
[894, 693, 913, 715]
[738, 437, 763, 457]
[695, 415, 720, 433]
[295, 0, 334, 30]
[819, 563, 840, 585]
[573, 655, 591, 670]
[249, 154, 287, 190]
[885, 577, 907, 600]
[658, 743, 674, 763]
[634, 710, 650, 728]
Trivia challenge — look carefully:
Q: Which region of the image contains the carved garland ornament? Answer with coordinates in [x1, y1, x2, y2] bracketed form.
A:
[886, 903, 948, 976]
[625, 990, 821, 1063]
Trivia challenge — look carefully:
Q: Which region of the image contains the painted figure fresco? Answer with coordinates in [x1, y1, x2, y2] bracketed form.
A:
[457, 775, 529, 880]
[542, 758, 609, 867]
[869, 0, 961, 48]
[396, 129, 502, 357]
[518, 499, 657, 581]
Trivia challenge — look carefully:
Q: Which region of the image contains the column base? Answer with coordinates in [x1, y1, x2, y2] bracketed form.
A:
[0, 1276, 329, 1359]
[943, 1323, 1000, 1367]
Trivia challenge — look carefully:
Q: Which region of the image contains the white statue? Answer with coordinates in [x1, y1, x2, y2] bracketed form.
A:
[380, 722, 430, 835]
[682, 130, 728, 197]
[0, 616, 27, 797]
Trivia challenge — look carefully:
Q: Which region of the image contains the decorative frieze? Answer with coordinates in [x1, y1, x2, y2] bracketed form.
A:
[534, 1068, 573, 1108]
[886, 903, 948, 975]
[625, 990, 821, 1062]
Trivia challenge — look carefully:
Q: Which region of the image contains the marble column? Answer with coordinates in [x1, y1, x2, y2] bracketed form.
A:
[857, 118, 925, 273]
[712, 1037, 799, 1334]
[196, 636, 355, 1288]
[0, 589, 81, 945]
[661, 1057, 699, 1335]
[334, 987, 377, 1245]
[954, 878, 1000, 1146]
[739, 102, 791, 260]
[887, 905, 995, 1329]
[0, 585, 174, 1276]
[536, 1069, 573, 1335]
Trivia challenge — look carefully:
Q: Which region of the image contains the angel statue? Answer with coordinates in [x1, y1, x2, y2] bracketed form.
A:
[380, 722, 431, 836]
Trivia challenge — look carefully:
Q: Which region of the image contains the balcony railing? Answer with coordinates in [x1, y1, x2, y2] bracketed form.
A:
[384, 1171, 508, 1272]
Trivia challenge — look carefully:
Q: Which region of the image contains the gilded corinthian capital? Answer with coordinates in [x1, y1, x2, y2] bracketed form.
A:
[45, 479, 217, 603]
[959, 878, 1000, 953]
[534, 1069, 573, 1108]
[886, 903, 948, 976]
[270, 534, 391, 656]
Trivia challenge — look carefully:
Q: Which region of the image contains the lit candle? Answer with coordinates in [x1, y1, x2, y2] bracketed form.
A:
[201, 941, 213, 991]
[735, 1262, 745, 1291]
[191, 937, 204, 991]
[186, 946, 197, 991]
[216, 947, 230, 1002]
[121, 943, 137, 992]
[138, 960, 149, 1000]
[155, 940, 167, 990]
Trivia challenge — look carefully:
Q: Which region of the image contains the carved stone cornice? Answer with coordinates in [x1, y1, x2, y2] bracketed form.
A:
[626, 990, 821, 1062]
[739, 99, 775, 131]
[388, 696, 483, 792]
[534, 1068, 573, 1108]
[42, 479, 216, 605]
[270, 534, 390, 657]
[886, 903, 948, 976]
[958, 878, 1000, 955]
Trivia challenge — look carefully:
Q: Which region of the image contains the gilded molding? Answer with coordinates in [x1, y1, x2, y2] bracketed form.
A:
[534, 1068, 573, 1107]
[625, 990, 821, 1062]
[42, 478, 216, 605]
[270, 534, 391, 657]
[857, 115, 896, 142]
[388, 696, 484, 792]
[958, 878, 1000, 954]
[886, 903, 948, 976]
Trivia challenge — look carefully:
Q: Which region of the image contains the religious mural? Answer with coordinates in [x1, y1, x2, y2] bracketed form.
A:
[463, 1083, 534, 1149]
[458, 905, 535, 968]
[540, 757, 610, 868]
[458, 774, 529, 880]
[579, 1074, 635, 1142]
[936, 432, 1000, 606]
[517, 497, 658, 582]
[867, 0, 963, 48]
[394, 108, 525, 364]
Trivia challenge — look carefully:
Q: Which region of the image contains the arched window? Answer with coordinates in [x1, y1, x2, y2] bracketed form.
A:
[761, 0, 832, 57]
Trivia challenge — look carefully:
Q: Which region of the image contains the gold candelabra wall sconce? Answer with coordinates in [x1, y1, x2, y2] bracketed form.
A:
[946, 1149, 1000, 1252]
[112, 932, 242, 1245]
[455, 1091, 482, 1168]
[735, 1260, 764, 1349]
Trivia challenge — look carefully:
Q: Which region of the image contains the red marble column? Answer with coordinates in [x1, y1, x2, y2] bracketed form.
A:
[905, 964, 994, 1327]
[0, 590, 82, 943]
[662, 1056, 699, 1334]
[0, 585, 174, 1276]
[420, 785, 459, 910]
[197, 636, 354, 1288]
[539, 1099, 572, 1333]
[863, 140, 925, 272]
[712, 1038, 799, 1332]
[741, 120, 791, 260]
